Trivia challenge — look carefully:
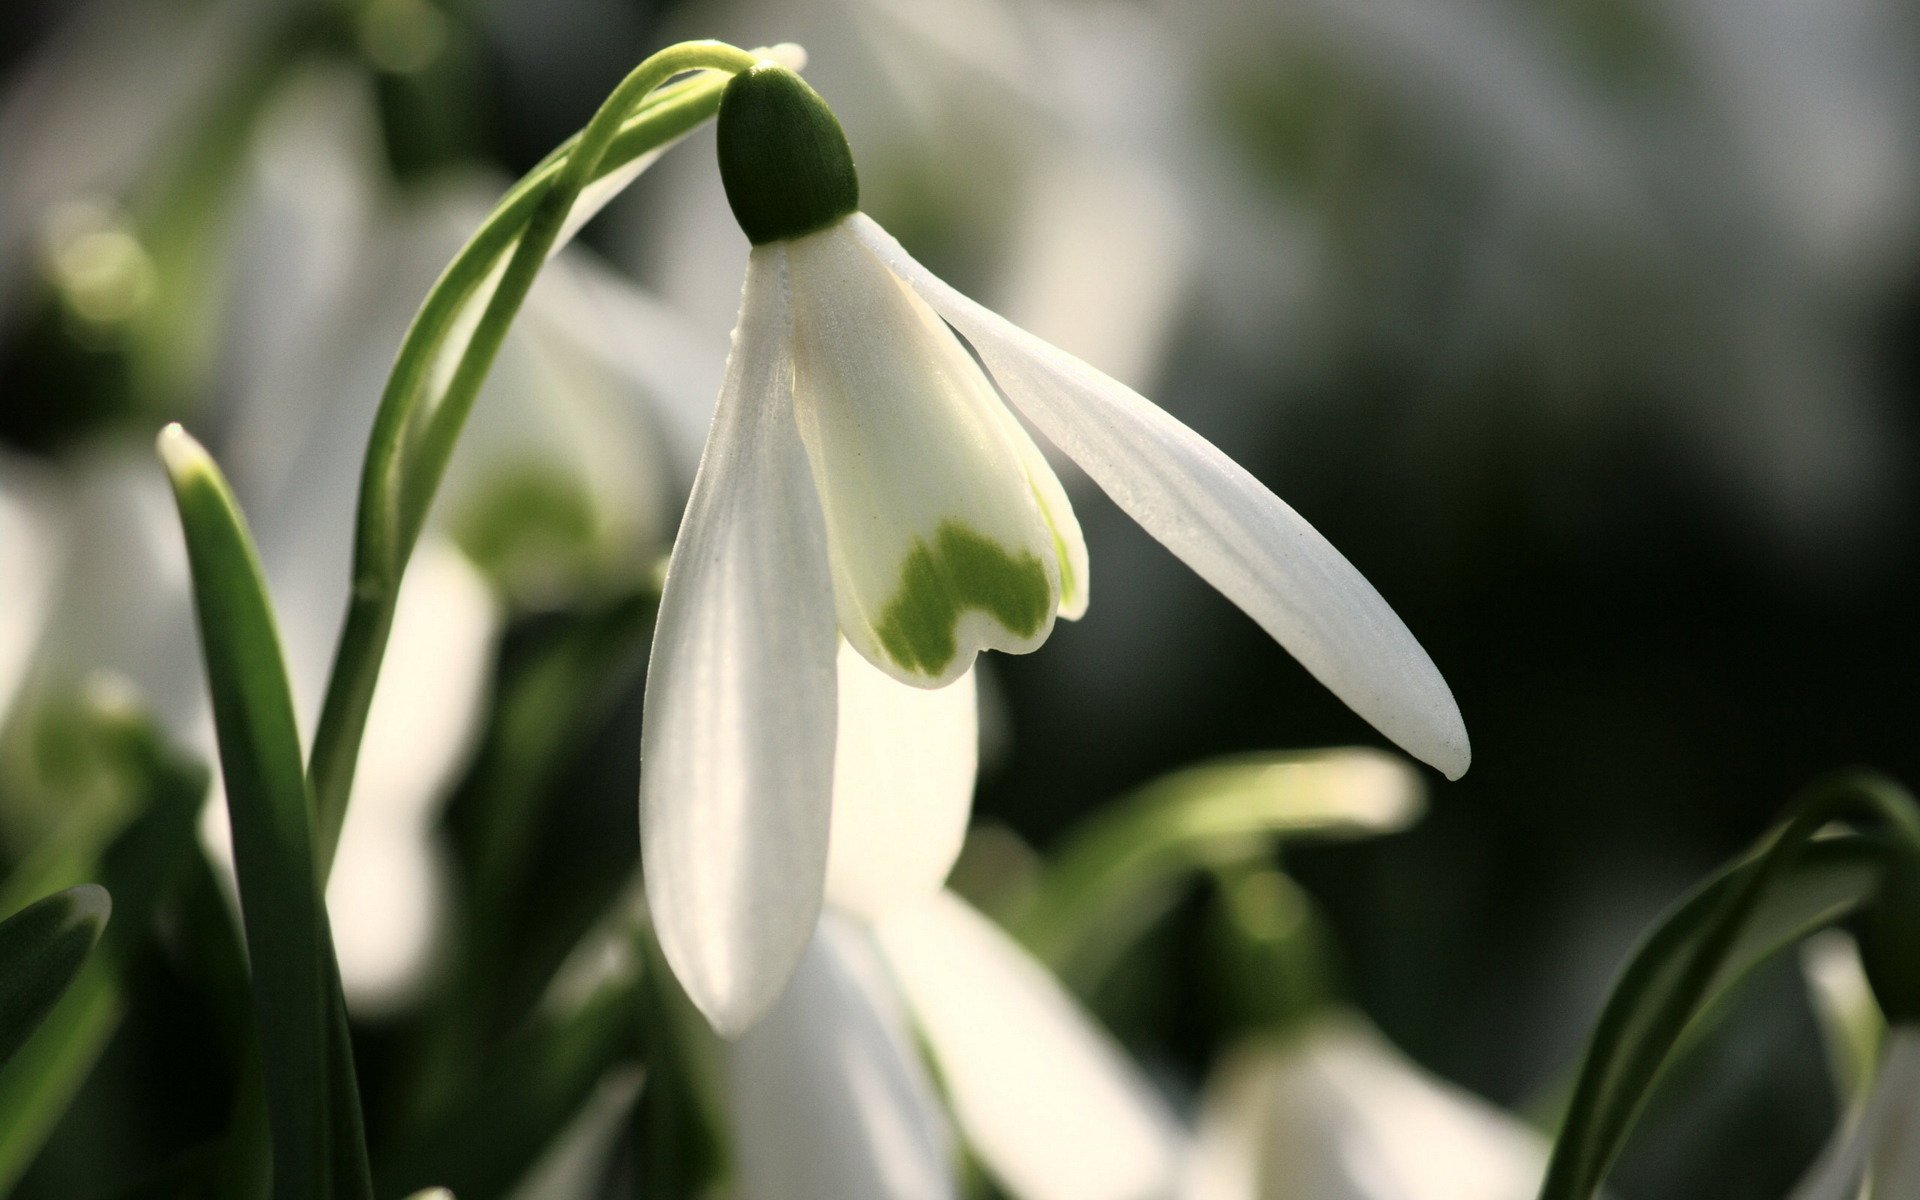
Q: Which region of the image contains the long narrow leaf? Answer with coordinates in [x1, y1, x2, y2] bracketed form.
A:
[1016, 748, 1424, 982]
[0, 886, 111, 1070]
[158, 425, 370, 1200]
[1538, 835, 1891, 1200]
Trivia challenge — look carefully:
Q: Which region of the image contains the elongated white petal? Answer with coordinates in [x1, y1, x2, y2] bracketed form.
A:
[826, 641, 978, 918]
[1186, 1017, 1545, 1200]
[850, 215, 1469, 780]
[1790, 1026, 1920, 1200]
[729, 916, 957, 1200]
[1872, 1028, 1920, 1197]
[874, 891, 1184, 1200]
[784, 220, 1080, 688]
[0, 460, 58, 732]
[640, 248, 839, 1037]
[325, 542, 495, 1011]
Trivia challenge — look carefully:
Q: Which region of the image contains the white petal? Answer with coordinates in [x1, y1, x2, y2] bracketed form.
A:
[323, 820, 444, 1017]
[324, 542, 496, 1011]
[850, 214, 1469, 780]
[1187, 1017, 1546, 1200]
[784, 220, 1078, 688]
[825, 641, 978, 918]
[640, 248, 839, 1037]
[729, 916, 957, 1200]
[349, 542, 498, 830]
[874, 891, 1184, 1200]
[1871, 1028, 1920, 1197]
[0, 458, 59, 732]
[1790, 1026, 1920, 1200]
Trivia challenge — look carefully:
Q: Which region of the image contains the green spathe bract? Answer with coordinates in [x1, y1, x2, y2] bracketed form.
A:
[877, 521, 1051, 677]
[717, 64, 859, 245]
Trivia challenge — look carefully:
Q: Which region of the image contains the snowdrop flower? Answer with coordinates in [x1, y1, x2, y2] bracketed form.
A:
[0, 462, 60, 735]
[1789, 1028, 1920, 1200]
[641, 62, 1470, 1034]
[1184, 1015, 1549, 1200]
[727, 645, 1186, 1200]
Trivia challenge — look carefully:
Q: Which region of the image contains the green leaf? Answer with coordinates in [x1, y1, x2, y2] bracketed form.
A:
[0, 701, 206, 1193]
[632, 953, 725, 1200]
[1015, 748, 1424, 984]
[1539, 834, 1891, 1200]
[415, 590, 657, 1108]
[158, 425, 370, 1200]
[378, 975, 643, 1199]
[0, 886, 110, 1070]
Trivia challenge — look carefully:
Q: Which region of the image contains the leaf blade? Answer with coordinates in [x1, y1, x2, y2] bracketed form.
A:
[0, 886, 111, 1071]
[159, 425, 370, 1200]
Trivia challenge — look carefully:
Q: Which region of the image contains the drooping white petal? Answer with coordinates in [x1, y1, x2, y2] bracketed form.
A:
[850, 214, 1469, 780]
[729, 916, 957, 1200]
[825, 641, 978, 919]
[1790, 1026, 1920, 1200]
[1871, 1028, 1920, 1197]
[640, 248, 839, 1037]
[0, 459, 59, 733]
[874, 890, 1184, 1200]
[1185, 1017, 1546, 1200]
[326, 542, 494, 1010]
[783, 219, 1080, 688]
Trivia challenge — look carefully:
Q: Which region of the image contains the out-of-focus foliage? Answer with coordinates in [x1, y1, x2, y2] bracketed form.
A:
[1, 0, 1917, 1195]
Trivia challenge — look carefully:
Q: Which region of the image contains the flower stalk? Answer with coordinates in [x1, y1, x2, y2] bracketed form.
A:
[306, 40, 773, 873]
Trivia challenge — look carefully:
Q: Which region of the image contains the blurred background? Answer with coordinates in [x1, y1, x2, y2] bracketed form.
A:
[2, 0, 1917, 1196]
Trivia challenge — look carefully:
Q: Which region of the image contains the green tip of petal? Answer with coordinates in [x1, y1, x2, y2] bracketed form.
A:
[716, 63, 858, 245]
[877, 522, 1051, 677]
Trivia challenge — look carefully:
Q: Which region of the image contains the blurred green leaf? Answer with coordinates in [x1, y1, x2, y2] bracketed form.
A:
[418, 590, 655, 1110]
[0, 885, 110, 1070]
[0, 701, 206, 1193]
[159, 425, 370, 1200]
[1539, 834, 1891, 1200]
[379, 974, 643, 1200]
[632, 954, 724, 1200]
[1015, 748, 1424, 984]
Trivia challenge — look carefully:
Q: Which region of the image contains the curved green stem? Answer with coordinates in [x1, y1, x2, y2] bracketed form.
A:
[1539, 771, 1920, 1200]
[306, 41, 767, 872]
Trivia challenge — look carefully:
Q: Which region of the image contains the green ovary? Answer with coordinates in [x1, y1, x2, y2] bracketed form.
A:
[875, 521, 1053, 676]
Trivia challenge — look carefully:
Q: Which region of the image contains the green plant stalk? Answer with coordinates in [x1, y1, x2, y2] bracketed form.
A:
[1538, 773, 1920, 1200]
[306, 41, 765, 873]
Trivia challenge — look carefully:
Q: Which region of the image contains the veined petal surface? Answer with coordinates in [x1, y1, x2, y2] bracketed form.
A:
[874, 890, 1184, 1200]
[729, 916, 957, 1200]
[641, 248, 839, 1037]
[850, 215, 1469, 780]
[784, 219, 1078, 688]
[826, 641, 979, 918]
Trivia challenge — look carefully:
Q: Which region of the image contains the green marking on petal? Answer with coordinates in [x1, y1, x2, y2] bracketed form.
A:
[876, 521, 1052, 676]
